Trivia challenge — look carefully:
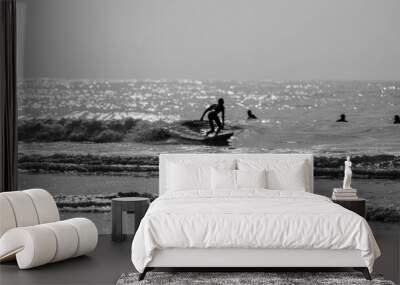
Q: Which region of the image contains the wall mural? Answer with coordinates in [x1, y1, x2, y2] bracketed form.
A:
[17, 1, 400, 234]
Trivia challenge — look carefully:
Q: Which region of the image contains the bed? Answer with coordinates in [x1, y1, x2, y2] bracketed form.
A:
[131, 153, 380, 280]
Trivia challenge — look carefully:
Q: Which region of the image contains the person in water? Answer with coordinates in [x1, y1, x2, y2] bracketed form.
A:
[394, 115, 400, 124]
[336, 114, 348, 122]
[247, 109, 257, 120]
[200, 98, 225, 136]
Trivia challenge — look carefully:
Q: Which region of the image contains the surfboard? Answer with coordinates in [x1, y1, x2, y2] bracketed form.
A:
[180, 120, 240, 132]
[169, 129, 233, 141]
[167, 120, 234, 145]
[203, 132, 234, 143]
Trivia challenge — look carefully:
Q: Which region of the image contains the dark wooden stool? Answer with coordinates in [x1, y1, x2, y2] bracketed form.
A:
[112, 197, 150, 242]
[332, 198, 366, 218]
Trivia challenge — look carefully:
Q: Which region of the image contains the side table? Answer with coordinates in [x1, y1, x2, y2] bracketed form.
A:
[332, 198, 366, 218]
[112, 197, 150, 242]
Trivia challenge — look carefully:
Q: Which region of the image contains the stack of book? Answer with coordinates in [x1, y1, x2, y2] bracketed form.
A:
[332, 188, 358, 200]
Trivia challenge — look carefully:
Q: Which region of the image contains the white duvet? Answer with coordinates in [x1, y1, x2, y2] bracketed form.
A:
[131, 190, 380, 273]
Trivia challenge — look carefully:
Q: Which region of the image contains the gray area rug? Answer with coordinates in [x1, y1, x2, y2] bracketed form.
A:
[116, 272, 396, 285]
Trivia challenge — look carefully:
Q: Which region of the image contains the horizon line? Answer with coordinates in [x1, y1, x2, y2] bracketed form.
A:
[17, 77, 400, 83]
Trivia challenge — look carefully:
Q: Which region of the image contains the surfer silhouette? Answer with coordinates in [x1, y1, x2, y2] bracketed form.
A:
[247, 109, 257, 120]
[336, 114, 348, 122]
[394, 115, 400, 124]
[200, 98, 225, 136]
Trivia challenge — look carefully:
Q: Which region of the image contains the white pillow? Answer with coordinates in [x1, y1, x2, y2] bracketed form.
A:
[166, 159, 235, 192]
[236, 169, 267, 189]
[237, 159, 308, 192]
[167, 162, 211, 191]
[211, 168, 236, 191]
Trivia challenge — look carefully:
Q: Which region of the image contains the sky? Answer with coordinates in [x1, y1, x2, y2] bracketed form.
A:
[17, 0, 400, 80]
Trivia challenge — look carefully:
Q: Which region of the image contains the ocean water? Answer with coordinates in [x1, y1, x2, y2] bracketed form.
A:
[18, 79, 400, 155]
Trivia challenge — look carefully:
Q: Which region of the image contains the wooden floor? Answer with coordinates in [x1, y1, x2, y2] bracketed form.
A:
[0, 235, 133, 285]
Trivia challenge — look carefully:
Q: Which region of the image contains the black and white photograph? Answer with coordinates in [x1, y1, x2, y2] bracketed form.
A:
[1, 0, 399, 284]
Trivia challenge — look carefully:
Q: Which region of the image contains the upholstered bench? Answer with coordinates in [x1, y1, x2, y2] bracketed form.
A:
[0, 189, 98, 269]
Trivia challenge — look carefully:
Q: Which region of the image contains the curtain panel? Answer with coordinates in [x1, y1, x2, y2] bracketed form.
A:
[0, 0, 17, 192]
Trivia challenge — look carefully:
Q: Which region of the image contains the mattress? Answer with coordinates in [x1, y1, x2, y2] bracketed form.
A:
[131, 190, 380, 273]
